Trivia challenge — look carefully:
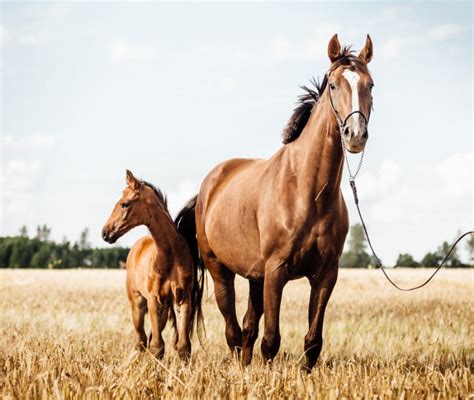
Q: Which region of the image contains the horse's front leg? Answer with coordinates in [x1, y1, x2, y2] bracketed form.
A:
[175, 293, 192, 360]
[261, 261, 288, 363]
[148, 297, 167, 359]
[242, 280, 264, 366]
[304, 266, 338, 371]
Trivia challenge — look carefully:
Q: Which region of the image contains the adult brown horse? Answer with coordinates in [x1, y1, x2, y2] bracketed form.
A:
[102, 170, 204, 360]
[179, 34, 374, 370]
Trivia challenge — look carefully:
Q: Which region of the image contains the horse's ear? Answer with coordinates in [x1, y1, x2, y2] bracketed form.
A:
[359, 34, 373, 64]
[125, 169, 140, 190]
[328, 34, 341, 63]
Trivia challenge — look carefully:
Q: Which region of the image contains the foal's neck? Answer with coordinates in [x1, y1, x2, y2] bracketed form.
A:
[289, 95, 344, 202]
[147, 204, 181, 257]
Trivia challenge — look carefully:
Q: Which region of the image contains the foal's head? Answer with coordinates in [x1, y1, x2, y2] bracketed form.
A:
[102, 170, 168, 244]
[326, 34, 374, 153]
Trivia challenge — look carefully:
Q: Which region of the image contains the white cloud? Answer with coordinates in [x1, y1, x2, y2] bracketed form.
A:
[435, 152, 473, 197]
[426, 23, 463, 40]
[304, 24, 342, 61]
[2, 134, 56, 152]
[0, 25, 8, 48]
[108, 39, 158, 64]
[271, 35, 290, 60]
[2, 160, 41, 191]
[18, 35, 39, 46]
[167, 181, 199, 218]
[220, 77, 239, 94]
[380, 22, 465, 59]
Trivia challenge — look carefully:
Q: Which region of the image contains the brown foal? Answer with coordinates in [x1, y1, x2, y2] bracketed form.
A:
[180, 34, 374, 370]
[102, 170, 204, 359]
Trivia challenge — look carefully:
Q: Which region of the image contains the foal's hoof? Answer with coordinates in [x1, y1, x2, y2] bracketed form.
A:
[150, 345, 165, 359]
[177, 347, 191, 362]
[135, 343, 146, 352]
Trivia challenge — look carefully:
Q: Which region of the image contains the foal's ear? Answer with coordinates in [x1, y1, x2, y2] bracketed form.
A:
[328, 34, 341, 63]
[125, 169, 141, 190]
[359, 34, 373, 64]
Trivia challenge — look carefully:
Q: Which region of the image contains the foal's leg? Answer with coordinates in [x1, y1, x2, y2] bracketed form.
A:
[261, 262, 288, 363]
[304, 267, 338, 371]
[175, 293, 192, 360]
[207, 259, 242, 355]
[242, 280, 264, 366]
[148, 297, 167, 359]
[129, 291, 147, 351]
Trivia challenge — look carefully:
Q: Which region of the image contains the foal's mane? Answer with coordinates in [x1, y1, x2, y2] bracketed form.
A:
[282, 46, 368, 144]
[142, 180, 169, 212]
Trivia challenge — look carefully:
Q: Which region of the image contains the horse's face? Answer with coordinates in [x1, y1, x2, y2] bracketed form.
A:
[327, 34, 374, 154]
[102, 170, 153, 244]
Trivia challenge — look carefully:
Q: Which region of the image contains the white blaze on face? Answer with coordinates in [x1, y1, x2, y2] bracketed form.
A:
[342, 69, 361, 125]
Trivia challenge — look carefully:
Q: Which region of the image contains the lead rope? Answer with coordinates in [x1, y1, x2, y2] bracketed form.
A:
[348, 176, 473, 291]
[332, 97, 473, 290]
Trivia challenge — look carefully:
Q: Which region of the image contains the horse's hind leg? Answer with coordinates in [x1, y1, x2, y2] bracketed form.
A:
[304, 267, 338, 371]
[242, 280, 263, 366]
[206, 258, 242, 355]
[130, 291, 147, 351]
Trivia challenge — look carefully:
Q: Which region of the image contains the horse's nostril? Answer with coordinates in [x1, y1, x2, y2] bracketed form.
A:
[102, 229, 108, 240]
[362, 130, 368, 139]
[343, 126, 350, 137]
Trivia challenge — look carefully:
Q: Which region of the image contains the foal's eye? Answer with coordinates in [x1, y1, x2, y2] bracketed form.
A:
[121, 202, 130, 209]
[329, 83, 336, 90]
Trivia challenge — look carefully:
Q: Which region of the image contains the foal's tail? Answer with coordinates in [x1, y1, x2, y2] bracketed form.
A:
[174, 195, 206, 342]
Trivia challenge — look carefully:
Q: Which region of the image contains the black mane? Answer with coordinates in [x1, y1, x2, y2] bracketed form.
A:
[142, 181, 168, 211]
[282, 46, 368, 144]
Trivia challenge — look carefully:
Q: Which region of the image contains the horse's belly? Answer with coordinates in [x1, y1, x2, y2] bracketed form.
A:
[205, 200, 264, 278]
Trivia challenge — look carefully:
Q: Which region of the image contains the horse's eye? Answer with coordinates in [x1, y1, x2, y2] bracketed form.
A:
[329, 83, 336, 90]
[121, 202, 130, 209]
[369, 83, 374, 90]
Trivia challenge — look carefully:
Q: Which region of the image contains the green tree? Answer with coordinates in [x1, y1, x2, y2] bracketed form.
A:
[36, 225, 51, 241]
[348, 224, 366, 254]
[467, 234, 474, 266]
[421, 252, 441, 268]
[18, 226, 28, 237]
[437, 241, 463, 268]
[31, 243, 53, 268]
[395, 253, 419, 268]
[340, 224, 375, 268]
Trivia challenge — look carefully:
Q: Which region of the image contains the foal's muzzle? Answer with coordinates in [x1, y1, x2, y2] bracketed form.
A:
[102, 226, 117, 244]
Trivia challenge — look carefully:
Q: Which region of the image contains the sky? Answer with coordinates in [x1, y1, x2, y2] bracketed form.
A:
[1, 1, 472, 265]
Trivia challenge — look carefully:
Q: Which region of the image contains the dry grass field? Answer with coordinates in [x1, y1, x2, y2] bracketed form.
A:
[0, 268, 472, 399]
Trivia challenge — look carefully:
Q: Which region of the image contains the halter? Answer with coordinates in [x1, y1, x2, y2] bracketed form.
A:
[326, 71, 369, 182]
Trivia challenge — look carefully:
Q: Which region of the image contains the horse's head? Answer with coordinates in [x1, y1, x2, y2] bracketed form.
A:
[102, 170, 158, 244]
[326, 34, 374, 154]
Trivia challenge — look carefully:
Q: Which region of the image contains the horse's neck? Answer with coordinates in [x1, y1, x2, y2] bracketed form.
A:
[147, 207, 180, 258]
[288, 96, 344, 203]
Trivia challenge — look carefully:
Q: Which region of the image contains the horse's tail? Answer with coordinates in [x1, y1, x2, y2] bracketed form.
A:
[174, 195, 206, 342]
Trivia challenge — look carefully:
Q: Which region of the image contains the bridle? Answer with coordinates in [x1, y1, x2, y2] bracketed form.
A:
[326, 70, 369, 182]
[325, 67, 473, 291]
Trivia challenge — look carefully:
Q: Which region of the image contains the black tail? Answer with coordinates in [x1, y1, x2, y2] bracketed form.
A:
[174, 195, 206, 342]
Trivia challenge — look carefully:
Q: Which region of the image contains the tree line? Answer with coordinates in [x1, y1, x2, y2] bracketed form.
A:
[340, 224, 473, 268]
[0, 224, 472, 269]
[0, 226, 128, 269]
